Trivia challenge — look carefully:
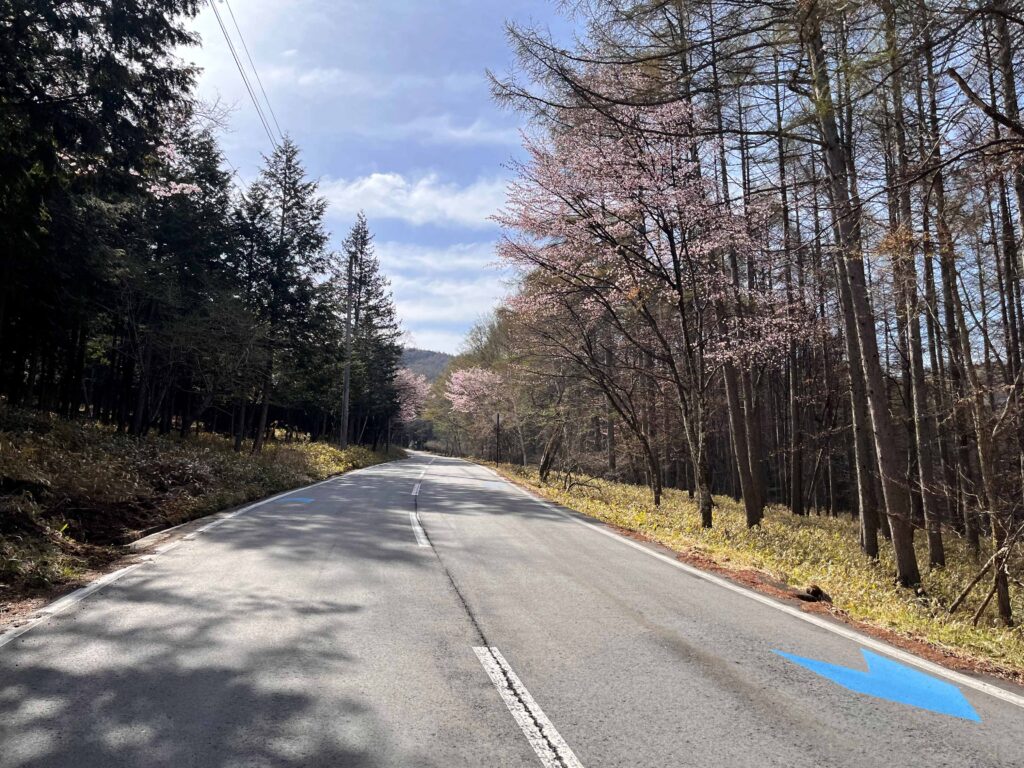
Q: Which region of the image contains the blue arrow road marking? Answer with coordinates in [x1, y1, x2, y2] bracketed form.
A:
[774, 648, 980, 722]
[284, 497, 315, 503]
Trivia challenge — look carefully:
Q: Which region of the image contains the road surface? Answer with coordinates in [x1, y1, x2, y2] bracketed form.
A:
[1, 453, 1022, 767]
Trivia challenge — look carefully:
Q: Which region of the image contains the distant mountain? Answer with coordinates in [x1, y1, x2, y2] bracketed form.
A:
[402, 348, 453, 383]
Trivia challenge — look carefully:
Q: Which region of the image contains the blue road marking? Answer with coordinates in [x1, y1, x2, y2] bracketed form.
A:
[284, 497, 315, 503]
[774, 648, 980, 722]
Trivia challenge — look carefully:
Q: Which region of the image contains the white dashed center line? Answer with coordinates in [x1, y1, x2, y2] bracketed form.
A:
[474, 646, 584, 768]
[409, 511, 429, 547]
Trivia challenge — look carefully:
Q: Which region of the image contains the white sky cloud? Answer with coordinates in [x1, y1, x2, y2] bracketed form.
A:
[376, 241, 499, 274]
[404, 329, 471, 354]
[383, 115, 519, 146]
[259, 65, 486, 100]
[321, 173, 506, 229]
[377, 243, 510, 353]
[390, 273, 509, 325]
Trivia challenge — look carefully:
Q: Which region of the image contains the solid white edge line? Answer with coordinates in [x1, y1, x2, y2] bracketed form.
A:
[37, 564, 145, 616]
[409, 510, 429, 547]
[0, 562, 140, 651]
[0, 460, 400, 650]
[473, 646, 585, 768]
[476, 463, 1024, 712]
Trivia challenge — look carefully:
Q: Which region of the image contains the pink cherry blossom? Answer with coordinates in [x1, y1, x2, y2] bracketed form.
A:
[394, 368, 430, 423]
[445, 367, 503, 415]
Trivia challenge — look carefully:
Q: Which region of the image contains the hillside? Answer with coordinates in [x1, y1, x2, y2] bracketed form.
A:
[402, 348, 453, 383]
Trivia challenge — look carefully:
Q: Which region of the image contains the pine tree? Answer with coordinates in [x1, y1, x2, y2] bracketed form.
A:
[339, 213, 402, 448]
[237, 137, 329, 453]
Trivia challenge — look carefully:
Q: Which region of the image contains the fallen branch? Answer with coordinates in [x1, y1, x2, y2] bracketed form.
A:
[949, 521, 1024, 615]
[949, 548, 1001, 614]
[972, 578, 1000, 627]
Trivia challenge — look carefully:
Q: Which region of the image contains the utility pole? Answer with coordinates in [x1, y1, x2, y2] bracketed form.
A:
[340, 250, 353, 448]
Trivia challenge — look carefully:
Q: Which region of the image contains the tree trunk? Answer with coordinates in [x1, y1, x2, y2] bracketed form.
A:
[695, 447, 713, 528]
[801, 6, 920, 584]
[724, 360, 762, 527]
[252, 361, 272, 455]
[539, 428, 563, 483]
[883, 0, 945, 567]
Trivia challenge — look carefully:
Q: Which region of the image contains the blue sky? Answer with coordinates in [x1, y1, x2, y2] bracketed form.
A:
[185, 0, 562, 353]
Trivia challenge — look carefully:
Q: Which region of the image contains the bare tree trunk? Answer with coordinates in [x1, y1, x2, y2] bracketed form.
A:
[695, 444, 713, 528]
[801, 6, 920, 584]
[539, 428, 563, 483]
[252, 359, 272, 455]
[724, 360, 761, 527]
[775, 52, 805, 517]
[605, 342, 617, 473]
[340, 252, 354, 448]
[883, 0, 945, 567]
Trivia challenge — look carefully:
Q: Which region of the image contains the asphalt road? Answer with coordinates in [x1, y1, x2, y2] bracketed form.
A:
[1, 452, 1022, 767]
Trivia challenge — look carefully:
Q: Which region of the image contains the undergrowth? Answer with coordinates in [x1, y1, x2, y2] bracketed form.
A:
[0, 407, 400, 602]
[494, 463, 1024, 677]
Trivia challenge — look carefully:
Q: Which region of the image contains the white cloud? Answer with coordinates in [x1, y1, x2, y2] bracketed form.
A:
[321, 173, 506, 229]
[375, 242, 510, 353]
[391, 273, 508, 325]
[257, 64, 377, 96]
[295, 67, 369, 91]
[404, 329, 470, 355]
[376, 241, 498, 274]
[382, 115, 520, 146]
[259, 64, 484, 99]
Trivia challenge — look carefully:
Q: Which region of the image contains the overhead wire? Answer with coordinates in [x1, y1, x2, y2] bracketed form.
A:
[222, 0, 284, 139]
[208, 0, 279, 151]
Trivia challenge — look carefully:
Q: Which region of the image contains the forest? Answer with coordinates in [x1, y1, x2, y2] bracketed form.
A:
[429, 0, 1024, 632]
[0, 1, 426, 452]
[4, 0, 1024, 665]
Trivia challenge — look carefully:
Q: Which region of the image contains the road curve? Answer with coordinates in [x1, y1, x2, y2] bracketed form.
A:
[1, 452, 1022, 767]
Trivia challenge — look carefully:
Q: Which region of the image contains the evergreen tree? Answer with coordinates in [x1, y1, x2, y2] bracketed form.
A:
[0, 1, 201, 406]
[236, 137, 329, 453]
[339, 213, 403, 448]
[0, 4, 407, 458]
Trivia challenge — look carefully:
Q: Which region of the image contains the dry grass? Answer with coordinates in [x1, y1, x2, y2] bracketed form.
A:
[494, 463, 1024, 677]
[0, 407, 399, 599]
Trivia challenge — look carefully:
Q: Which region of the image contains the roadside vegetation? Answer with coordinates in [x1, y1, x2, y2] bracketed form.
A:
[425, 0, 1024, 650]
[0, 407, 399, 606]
[494, 463, 1024, 679]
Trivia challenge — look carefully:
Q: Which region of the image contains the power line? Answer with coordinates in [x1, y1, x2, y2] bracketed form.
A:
[208, 0, 278, 152]
[222, 157, 248, 197]
[222, 0, 284, 139]
[209, 0, 276, 149]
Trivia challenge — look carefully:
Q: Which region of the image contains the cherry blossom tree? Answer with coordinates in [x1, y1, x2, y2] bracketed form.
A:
[495, 65, 807, 521]
[445, 367, 503, 416]
[394, 368, 430, 424]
